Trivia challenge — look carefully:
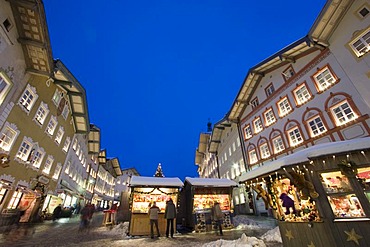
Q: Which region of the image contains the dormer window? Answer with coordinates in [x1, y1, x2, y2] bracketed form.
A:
[282, 65, 295, 81]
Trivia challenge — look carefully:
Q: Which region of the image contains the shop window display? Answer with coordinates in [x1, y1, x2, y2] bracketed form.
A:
[356, 167, 370, 202]
[320, 170, 365, 218]
[131, 188, 177, 213]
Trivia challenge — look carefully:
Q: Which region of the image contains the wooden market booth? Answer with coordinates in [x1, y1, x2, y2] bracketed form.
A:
[180, 177, 237, 232]
[128, 176, 183, 236]
[239, 137, 370, 247]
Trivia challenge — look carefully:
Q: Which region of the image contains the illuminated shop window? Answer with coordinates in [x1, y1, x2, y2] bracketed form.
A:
[293, 83, 311, 105]
[277, 97, 292, 117]
[307, 116, 327, 137]
[264, 108, 276, 126]
[356, 167, 370, 202]
[7, 189, 23, 209]
[313, 66, 338, 92]
[331, 100, 358, 126]
[272, 136, 285, 154]
[0, 187, 7, 205]
[320, 171, 365, 218]
[287, 127, 303, 146]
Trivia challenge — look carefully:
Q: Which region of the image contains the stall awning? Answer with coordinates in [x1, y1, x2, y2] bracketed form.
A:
[130, 176, 183, 188]
[239, 137, 370, 182]
[185, 177, 238, 187]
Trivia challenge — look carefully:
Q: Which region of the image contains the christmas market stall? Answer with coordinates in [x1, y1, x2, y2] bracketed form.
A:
[180, 177, 237, 232]
[239, 137, 370, 247]
[128, 176, 183, 236]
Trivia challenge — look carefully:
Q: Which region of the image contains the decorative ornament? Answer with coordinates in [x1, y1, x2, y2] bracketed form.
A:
[307, 241, 315, 247]
[344, 228, 362, 245]
[0, 153, 10, 168]
[285, 229, 294, 240]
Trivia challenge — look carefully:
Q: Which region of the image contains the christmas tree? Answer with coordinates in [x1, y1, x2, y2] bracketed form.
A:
[154, 163, 165, 177]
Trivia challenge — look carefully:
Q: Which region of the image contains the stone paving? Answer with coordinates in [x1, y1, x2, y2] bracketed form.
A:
[0, 213, 282, 247]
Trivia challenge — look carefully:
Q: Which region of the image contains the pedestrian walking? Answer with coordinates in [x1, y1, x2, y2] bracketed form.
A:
[212, 201, 224, 235]
[52, 204, 62, 222]
[164, 198, 176, 238]
[79, 204, 90, 231]
[148, 201, 160, 238]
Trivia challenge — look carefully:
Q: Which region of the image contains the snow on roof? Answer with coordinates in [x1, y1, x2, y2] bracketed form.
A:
[239, 137, 370, 182]
[129, 176, 184, 187]
[185, 177, 238, 187]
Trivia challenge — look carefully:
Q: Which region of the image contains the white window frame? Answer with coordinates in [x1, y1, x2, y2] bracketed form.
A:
[45, 115, 58, 136]
[331, 100, 358, 126]
[54, 126, 64, 145]
[52, 163, 62, 180]
[7, 189, 22, 209]
[294, 83, 311, 105]
[260, 143, 270, 159]
[244, 125, 252, 139]
[61, 103, 70, 120]
[31, 147, 45, 169]
[278, 97, 292, 117]
[34, 101, 49, 126]
[307, 115, 327, 137]
[248, 149, 258, 164]
[63, 137, 71, 152]
[350, 28, 370, 57]
[52, 89, 63, 106]
[0, 122, 19, 152]
[72, 138, 78, 151]
[264, 109, 276, 126]
[272, 136, 285, 154]
[265, 84, 275, 97]
[313, 67, 336, 91]
[18, 84, 38, 113]
[0, 71, 13, 106]
[16, 136, 33, 162]
[253, 117, 263, 134]
[288, 127, 303, 147]
[43, 155, 54, 174]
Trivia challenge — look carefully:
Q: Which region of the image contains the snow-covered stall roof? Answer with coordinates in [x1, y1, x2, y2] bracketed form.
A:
[185, 177, 238, 187]
[129, 176, 184, 187]
[239, 137, 370, 182]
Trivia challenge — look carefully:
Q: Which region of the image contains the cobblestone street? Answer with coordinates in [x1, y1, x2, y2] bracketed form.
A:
[0, 212, 282, 247]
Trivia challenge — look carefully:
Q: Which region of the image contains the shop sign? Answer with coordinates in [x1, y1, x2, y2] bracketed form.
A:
[38, 176, 50, 185]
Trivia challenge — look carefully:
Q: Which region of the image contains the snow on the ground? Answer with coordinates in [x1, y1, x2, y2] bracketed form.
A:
[201, 233, 266, 247]
[260, 227, 282, 243]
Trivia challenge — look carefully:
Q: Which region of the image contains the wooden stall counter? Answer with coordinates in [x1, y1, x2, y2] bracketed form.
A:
[129, 213, 176, 236]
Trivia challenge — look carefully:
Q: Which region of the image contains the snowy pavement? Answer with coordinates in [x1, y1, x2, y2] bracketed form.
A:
[0, 213, 282, 247]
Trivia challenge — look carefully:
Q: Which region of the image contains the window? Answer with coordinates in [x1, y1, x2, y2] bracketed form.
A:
[54, 126, 64, 145]
[244, 125, 252, 139]
[331, 100, 358, 126]
[251, 97, 259, 109]
[0, 122, 19, 152]
[264, 108, 276, 126]
[63, 137, 71, 152]
[0, 187, 7, 205]
[52, 163, 62, 180]
[307, 116, 327, 137]
[253, 117, 263, 133]
[272, 136, 285, 154]
[43, 155, 54, 174]
[260, 143, 270, 159]
[65, 160, 71, 174]
[248, 149, 258, 164]
[30, 148, 45, 169]
[277, 97, 292, 117]
[72, 138, 78, 151]
[282, 65, 295, 81]
[293, 83, 312, 105]
[61, 103, 69, 120]
[288, 127, 303, 146]
[3, 18, 13, 32]
[16, 137, 33, 161]
[34, 102, 49, 125]
[350, 27, 370, 57]
[7, 189, 22, 209]
[18, 84, 38, 112]
[313, 66, 338, 91]
[357, 4, 369, 18]
[52, 89, 63, 106]
[265, 83, 275, 97]
[45, 115, 57, 136]
[0, 71, 13, 106]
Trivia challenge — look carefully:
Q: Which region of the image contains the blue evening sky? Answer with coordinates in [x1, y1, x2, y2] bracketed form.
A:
[43, 1, 326, 180]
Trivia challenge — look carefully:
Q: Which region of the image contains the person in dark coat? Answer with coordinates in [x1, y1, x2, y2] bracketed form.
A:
[212, 201, 224, 235]
[148, 201, 160, 238]
[52, 204, 62, 221]
[164, 198, 176, 238]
